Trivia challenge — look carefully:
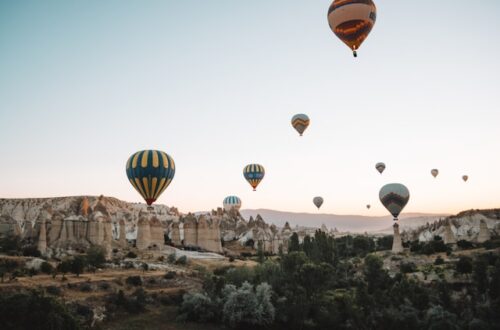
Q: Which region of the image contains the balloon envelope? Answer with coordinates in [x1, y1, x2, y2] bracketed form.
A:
[431, 169, 439, 178]
[366, 204, 371, 209]
[243, 164, 265, 191]
[313, 196, 324, 209]
[375, 162, 386, 174]
[328, 0, 377, 57]
[462, 175, 469, 182]
[223, 196, 242, 211]
[379, 183, 410, 220]
[126, 150, 175, 206]
[291, 114, 310, 136]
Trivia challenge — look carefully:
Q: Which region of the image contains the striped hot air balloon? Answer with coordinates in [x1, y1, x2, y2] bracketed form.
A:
[291, 114, 310, 136]
[379, 183, 410, 221]
[328, 0, 377, 57]
[243, 164, 265, 191]
[223, 196, 242, 212]
[126, 150, 175, 206]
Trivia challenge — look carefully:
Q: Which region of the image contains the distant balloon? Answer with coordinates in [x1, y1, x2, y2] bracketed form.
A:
[327, 0, 377, 57]
[313, 196, 324, 209]
[366, 204, 371, 209]
[126, 150, 175, 206]
[462, 175, 469, 182]
[431, 169, 439, 178]
[375, 162, 386, 174]
[243, 164, 265, 191]
[223, 196, 242, 212]
[291, 114, 310, 136]
[379, 183, 410, 221]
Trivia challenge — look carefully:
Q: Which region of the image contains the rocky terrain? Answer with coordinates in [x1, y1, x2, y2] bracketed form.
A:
[402, 209, 500, 243]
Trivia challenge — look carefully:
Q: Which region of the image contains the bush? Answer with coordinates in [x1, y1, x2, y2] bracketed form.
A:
[46, 286, 62, 296]
[176, 255, 188, 265]
[0, 291, 79, 329]
[99, 282, 111, 290]
[80, 283, 92, 292]
[400, 262, 417, 273]
[126, 276, 143, 286]
[178, 292, 216, 322]
[434, 256, 445, 265]
[222, 282, 275, 327]
[40, 262, 54, 274]
[167, 253, 176, 263]
[86, 245, 106, 268]
[456, 256, 473, 275]
[229, 256, 235, 262]
[457, 240, 475, 250]
[22, 245, 41, 257]
[70, 256, 87, 277]
[126, 251, 137, 258]
[164, 271, 176, 279]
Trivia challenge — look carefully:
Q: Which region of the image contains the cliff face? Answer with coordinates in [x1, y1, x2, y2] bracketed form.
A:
[402, 209, 500, 243]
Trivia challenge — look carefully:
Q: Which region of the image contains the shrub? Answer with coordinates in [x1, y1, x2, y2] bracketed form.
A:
[70, 256, 87, 277]
[86, 245, 106, 268]
[0, 291, 79, 329]
[456, 256, 473, 275]
[400, 262, 417, 273]
[126, 251, 137, 258]
[229, 256, 235, 262]
[22, 245, 41, 257]
[46, 286, 62, 296]
[178, 292, 216, 322]
[126, 276, 143, 286]
[176, 255, 188, 265]
[40, 262, 54, 274]
[164, 271, 176, 279]
[167, 253, 176, 263]
[80, 283, 93, 292]
[457, 240, 475, 250]
[434, 256, 445, 265]
[99, 282, 111, 290]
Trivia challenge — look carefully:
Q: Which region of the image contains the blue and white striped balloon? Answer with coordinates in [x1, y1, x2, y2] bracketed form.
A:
[223, 196, 242, 211]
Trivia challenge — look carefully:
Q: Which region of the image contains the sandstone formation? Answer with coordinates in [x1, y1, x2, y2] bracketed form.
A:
[118, 219, 127, 248]
[392, 223, 404, 253]
[136, 216, 152, 250]
[477, 220, 491, 243]
[170, 221, 181, 246]
[37, 219, 47, 255]
[443, 220, 456, 245]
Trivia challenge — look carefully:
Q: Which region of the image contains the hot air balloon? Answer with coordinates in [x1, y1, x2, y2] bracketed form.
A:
[431, 169, 439, 178]
[291, 114, 310, 136]
[462, 175, 469, 182]
[375, 162, 385, 174]
[327, 0, 377, 57]
[223, 196, 242, 212]
[379, 183, 410, 221]
[126, 150, 175, 206]
[243, 164, 265, 191]
[313, 196, 324, 209]
[366, 204, 371, 209]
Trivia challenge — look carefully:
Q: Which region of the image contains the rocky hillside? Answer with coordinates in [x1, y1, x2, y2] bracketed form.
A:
[402, 209, 500, 242]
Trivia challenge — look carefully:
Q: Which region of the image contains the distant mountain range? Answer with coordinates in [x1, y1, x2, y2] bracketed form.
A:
[240, 209, 450, 233]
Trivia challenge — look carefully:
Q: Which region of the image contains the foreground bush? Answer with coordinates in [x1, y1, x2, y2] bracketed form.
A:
[0, 291, 80, 330]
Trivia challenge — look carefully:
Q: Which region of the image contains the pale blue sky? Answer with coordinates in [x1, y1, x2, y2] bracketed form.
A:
[1, 0, 499, 215]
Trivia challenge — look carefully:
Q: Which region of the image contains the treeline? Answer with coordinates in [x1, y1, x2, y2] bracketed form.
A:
[180, 230, 500, 329]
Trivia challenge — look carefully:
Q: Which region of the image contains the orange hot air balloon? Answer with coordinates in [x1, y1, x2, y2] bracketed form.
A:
[327, 0, 377, 57]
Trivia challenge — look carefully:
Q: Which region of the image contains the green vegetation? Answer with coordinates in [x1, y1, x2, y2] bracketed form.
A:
[180, 230, 500, 329]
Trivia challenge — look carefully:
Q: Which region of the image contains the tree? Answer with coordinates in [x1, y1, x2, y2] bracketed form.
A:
[472, 258, 488, 294]
[257, 241, 265, 264]
[179, 292, 216, 322]
[141, 263, 149, 273]
[86, 245, 106, 268]
[364, 254, 389, 293]
[456, 256, 473, 276]
[57, 260, 71, 280]
[489, 260, 500, 300]
[70, 256, 86, 277]
[289, 233, 300, 253]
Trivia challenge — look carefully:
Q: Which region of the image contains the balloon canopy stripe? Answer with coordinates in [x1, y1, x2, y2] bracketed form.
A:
[126, 150, 175, 205]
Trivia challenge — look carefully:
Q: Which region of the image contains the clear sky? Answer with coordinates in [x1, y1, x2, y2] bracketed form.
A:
[1, 0, 499, 216]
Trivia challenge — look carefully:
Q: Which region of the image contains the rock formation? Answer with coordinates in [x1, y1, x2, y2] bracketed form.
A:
[118, 219, 127, 248]
[136, 216, 151, 250]
[170, 221, 181, 246]
[443, 220, 456, 245]
[477, 220, 491, 243]
[183, 214, 198, 247]
[392, 223, 404, 253]
[37, 219, 47, 255]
